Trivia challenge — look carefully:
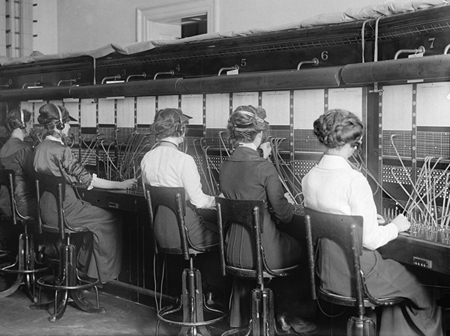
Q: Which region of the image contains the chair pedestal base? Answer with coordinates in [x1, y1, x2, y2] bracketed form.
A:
[0, 232, 50, 302]
[158, 267, 226, 336]
[347, 316, 376, 336]
[29, 243, 105, 322]
[222, 288, 297, 336]
[250, 288, 276, 336]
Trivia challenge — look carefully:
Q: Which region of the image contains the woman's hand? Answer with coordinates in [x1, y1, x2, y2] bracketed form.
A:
[284, 192, 296, 205]
[391, 214, 410, 233]
[259, 141, 272, 160]
[120, 178, 137, 190]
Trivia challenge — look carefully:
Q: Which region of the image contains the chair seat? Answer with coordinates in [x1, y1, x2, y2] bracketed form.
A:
[32, 174, 105, 322]
[0, 169, 52, 303]
[145, 185, 227, 336]
[226, 264, 299, 279]
[41, 224, 89, 235]
[318, 288, 405, 308]
[1, 214, 34, 223]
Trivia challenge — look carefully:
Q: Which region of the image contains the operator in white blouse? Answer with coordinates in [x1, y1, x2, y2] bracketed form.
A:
[302, 109, 443, 336]
[140, 108, 226, 303]
[140, 108, 217, 248]
[303, 153, 402, 250]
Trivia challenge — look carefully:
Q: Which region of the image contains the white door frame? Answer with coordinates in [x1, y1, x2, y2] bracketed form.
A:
[136, 0, 216, 42]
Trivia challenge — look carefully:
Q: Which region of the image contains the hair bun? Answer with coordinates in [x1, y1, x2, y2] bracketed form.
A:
[313, 109, 363, 149]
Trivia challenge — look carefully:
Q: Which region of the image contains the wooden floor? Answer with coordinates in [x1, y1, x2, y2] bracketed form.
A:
[0, 277, 350, 336]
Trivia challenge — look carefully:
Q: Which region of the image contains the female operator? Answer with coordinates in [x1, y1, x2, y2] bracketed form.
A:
[302, 108, 443, 336]
[33, 103, 136, 284]
[140, 107, 219, 248]
[140, 108, 225, 301]
[219, 105, 317, 334]
[0, 108, 37, 250]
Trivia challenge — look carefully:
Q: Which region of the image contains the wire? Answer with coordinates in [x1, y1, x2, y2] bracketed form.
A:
[270, 137, 303, 205]
[193, 138, 214, 195]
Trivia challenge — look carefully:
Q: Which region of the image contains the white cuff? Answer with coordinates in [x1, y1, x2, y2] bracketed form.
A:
[87, 173, 97, 190]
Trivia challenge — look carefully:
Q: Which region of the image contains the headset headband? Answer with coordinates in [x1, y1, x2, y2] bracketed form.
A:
[55, 105, 63, 124]
[20, 109, 24, 127]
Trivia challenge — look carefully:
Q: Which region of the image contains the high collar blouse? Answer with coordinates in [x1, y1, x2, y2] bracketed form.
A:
[302, 154, 398, 250]
[140, 144, 215, 209]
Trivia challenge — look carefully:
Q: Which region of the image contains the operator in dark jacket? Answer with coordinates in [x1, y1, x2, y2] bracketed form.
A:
[0, 108, 37, 251]
[219, 106, 316, 334]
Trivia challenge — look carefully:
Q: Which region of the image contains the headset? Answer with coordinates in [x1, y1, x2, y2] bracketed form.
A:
[19, 109, 26, 129]
[55, 105, 65, 130]
[351, 138, 363, 150]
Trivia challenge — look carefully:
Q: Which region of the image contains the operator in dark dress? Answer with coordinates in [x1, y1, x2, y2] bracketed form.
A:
[219, 105, 316, 334]
[0, 108, 37, 251]
[33, 103, 136, 284]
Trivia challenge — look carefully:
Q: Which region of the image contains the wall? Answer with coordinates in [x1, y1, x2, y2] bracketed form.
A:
[33, 0, 57, 55]
[34, 0, 412, 55]
[216, 0, 392, 33]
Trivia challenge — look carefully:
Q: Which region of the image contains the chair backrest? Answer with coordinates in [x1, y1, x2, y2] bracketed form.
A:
[144, 184, 191, 260]
[304, 207, 365, 316]
[0, 168, 34, 225]
[35, 173, 66, 241]
[0, 169, 17, 224]
[216, 197, 273, 288]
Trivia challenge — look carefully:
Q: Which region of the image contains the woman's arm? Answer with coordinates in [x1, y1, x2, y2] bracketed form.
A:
[181, 155, 215, 209]
[62, 146, 136, 189]
[262, 162, 293, 223]
[349, 174, 399, 250]
[92, 177, 136, 190]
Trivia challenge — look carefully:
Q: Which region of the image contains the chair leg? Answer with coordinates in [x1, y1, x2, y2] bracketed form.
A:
[158, 267, 226, 336]
[179, 268, 211, 336]
[0, 237, 25, 298]
[23, 234, 41, 303]
[250, 288, 276, 336]
[30, 243, 104, 322]
[49, 288, 70, 322]
[347, 315, 376, 336]
[0, 231, 49, 302]
[222, 287, 299, 336]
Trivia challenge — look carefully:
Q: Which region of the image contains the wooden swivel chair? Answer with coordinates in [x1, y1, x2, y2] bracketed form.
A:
[304, 207, 405, 336]
[145, 184, 227, 336]
[30, 173, 105, 322]
[215, 197, 299, 336]
[0, 169, 49, 302]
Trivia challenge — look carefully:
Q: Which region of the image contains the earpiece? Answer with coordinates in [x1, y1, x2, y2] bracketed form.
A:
[19, 109, 26, 129]
[55, 105, 65, 130]
[352, 138, 363, 150]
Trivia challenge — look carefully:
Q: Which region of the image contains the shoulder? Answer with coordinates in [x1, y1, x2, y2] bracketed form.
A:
[35, 139, 66, 154]
[348, 169, 366, 181]
[13, 139, 32, 149]
[257, 158, 277, 174]
[180, 151, 196, 166]
[347, 169, 371, 192]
